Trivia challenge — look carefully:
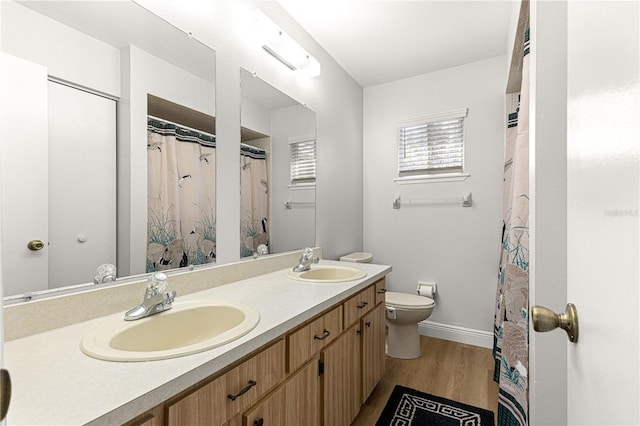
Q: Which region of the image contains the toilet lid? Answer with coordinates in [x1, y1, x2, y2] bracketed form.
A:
[385, 291, 435, 309]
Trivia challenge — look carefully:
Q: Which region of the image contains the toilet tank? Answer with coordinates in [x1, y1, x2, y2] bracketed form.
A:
[339, 252, 373, 263]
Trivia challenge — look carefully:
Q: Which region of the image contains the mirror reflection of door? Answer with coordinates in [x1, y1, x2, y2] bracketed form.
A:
[48, 81, 117, 289]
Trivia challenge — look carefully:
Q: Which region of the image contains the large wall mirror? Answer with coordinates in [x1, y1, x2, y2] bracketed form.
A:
[240, 69, 316, 257]
[0, 1, 216, 300]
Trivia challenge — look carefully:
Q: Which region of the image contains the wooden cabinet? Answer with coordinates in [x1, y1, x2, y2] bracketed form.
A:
[343, 286, 375, 329]
[166, 340, 285, 426]
[124, 404, 164, 426]
[287, 306, 342, 372]
[128, 279, 388, 426]
[244, 359, 320, 426]
[374, 277, 387, 305]
[361, 303, 386, 404]
[321, 323, 362, 426]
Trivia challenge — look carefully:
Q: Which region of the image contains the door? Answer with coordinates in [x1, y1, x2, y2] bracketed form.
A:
[530, 1, 639, 425]
[47, 81, 116, 289]
[361, 303, 385, 404]
[321, 323, 361, 426]
[0, 53, 49, 296]
[564, 2, 639, 424]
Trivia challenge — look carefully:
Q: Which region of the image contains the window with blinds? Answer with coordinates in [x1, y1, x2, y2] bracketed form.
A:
[290, 136, 316, 185]
[397, 108, 467, 177]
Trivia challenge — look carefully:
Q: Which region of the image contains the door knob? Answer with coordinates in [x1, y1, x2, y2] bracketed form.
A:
[27, 240, 45, 251]
[0, 368, 11, 421]
[531, 303, 579, 343]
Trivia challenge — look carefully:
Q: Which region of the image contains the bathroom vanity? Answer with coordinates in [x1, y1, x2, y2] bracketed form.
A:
[3, 257, 390, 425]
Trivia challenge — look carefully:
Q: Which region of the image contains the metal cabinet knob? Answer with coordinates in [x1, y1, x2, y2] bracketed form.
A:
[27, 240, 45, 251]
[531, 303, 579, 343]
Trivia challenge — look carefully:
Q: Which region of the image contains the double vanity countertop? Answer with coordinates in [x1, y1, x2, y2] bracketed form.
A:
[4, 260, 391, 425]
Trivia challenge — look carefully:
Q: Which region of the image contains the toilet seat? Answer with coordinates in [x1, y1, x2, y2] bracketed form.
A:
[385, 291, 435, 310]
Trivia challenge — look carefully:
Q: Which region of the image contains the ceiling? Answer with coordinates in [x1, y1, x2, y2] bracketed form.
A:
[276, 1, 514, 87]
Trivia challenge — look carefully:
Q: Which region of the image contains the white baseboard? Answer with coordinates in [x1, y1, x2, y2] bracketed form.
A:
[418, 320, 493, 349]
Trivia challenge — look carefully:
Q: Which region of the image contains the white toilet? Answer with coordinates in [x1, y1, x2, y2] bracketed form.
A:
[385, 291, 435, 359]
[339, 252, 435, 359]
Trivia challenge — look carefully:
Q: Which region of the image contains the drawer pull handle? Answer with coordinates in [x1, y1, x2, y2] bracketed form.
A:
[254, 418, 264, 426]
[227, 380, 257, 401]
[366, 321, 371, 328]
[314, 329, 331, 340]
[357, 302, 368, 309]
[377, 289, 387, 294]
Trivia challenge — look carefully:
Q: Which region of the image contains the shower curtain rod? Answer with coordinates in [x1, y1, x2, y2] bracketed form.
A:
[241, 142, 267, 156]
[147, 114, 216, 139]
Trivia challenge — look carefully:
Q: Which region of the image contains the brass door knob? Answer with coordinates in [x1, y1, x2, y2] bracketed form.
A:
[27, 240, 45, 251]
[532, 303, 579, 343]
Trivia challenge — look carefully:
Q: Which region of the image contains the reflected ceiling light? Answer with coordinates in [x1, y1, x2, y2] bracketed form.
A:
[254, 9, 321, 78]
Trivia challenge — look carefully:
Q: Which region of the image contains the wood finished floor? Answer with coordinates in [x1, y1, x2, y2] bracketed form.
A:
[352, 336, 499, 425]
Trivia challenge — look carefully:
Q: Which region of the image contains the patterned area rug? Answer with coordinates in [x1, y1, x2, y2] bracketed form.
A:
[376, 385, 495, 426]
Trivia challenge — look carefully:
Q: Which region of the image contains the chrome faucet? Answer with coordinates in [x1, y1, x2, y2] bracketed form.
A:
[124, 272, 176, 321]
[293, 247, 319, 272]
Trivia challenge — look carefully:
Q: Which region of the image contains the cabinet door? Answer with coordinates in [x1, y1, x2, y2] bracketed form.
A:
[166, 340, 285, 426]
[362, 303, 386, 403]
[321, 323, 361, 426]
[244, 359, 320, 426]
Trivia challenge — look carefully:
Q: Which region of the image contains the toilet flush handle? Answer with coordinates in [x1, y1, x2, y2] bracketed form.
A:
[386, 306, 397, 320]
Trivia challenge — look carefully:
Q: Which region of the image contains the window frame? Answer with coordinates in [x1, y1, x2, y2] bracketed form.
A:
[394, 108, 470, 184]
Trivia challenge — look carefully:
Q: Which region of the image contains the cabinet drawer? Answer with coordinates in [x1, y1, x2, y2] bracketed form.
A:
[166, 340, 285, 426]
[287, 306, 342, 372]
[374, 278, 387, 306]
[343, 285, 375, 328]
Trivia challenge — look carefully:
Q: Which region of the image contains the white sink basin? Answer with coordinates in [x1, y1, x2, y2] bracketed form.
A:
[285, 265, 367, 283]
[80, 301, 260, 361]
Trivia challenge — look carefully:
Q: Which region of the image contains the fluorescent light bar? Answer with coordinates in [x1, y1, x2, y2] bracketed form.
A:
[254, 9, 321, 77]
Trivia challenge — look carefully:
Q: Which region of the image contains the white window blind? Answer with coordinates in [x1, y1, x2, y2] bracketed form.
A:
[290, 136, 316, 184]
[397, 109, 467, 177]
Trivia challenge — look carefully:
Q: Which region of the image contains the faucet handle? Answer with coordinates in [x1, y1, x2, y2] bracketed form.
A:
[164, 290, 177, 304]
[148, 272, 168, 292]
[301, 247, 314, 260]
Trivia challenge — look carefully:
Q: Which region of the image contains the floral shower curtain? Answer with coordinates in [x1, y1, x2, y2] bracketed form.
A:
[493, 28, 530, 426]
[240, 145, 268, 257]
[147, 117, 217, 272]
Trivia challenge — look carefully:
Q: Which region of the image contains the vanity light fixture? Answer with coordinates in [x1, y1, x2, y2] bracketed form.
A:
[254, 9, 321, 78]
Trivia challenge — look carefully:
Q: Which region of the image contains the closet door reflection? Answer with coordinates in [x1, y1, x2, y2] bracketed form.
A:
[48, 81, 116, 289]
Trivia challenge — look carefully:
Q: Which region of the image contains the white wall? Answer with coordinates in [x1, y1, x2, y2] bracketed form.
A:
[270, 104, 316, 253]
[0, 1, 120, 97]
[363, 55, 506, 339]
[241, 97, 271, 136]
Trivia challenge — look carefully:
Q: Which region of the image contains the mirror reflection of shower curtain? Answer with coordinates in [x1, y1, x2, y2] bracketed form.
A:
[240, 145, 268, 257]
[147, 117, 216, 272]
